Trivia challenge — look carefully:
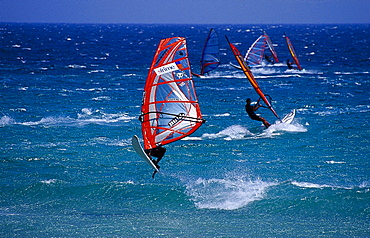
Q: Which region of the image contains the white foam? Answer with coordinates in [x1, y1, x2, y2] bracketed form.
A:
[40, 179, 58, 184]
[17, 109, 136, 127]
[214, 113, 230, 117]
[181, 137, 202, 141]
[202, 125, 252, 140]
[186, 175, 277, 210]
[266, 121, 307, 133]
[67, 64, 87, 69]
[291, 181, 352, 190]
[91, 137, 130, 147]
[0, 116, 15, 127]
[325, 160, 346, 164]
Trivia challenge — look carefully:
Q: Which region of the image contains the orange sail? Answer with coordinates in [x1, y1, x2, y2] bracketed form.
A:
[140, 37, 205, 150]
[226, 36, 280, 120]
[284, 34, 302, 70]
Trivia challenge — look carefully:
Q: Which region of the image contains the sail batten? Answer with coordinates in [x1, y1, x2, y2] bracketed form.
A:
[226, 36, 280, 120]
[141, 37, 204, 150]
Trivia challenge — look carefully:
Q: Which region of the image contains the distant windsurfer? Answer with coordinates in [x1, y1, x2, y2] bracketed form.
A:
[265, 55, 274, 64]
[245, 98, 271, 128]
[145, 146, 166, 178]
[286, 59, 294, 69]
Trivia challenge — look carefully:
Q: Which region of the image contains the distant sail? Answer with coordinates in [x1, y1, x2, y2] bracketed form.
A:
[284, 34, 302, 70]
[244, 35, 267, 66]
[264, 31, 279, 63]
[226, 36, 280, 120]
[245, 31, 279, 66]
[140, 37, 205, 150]
[200, 28, 220, 75]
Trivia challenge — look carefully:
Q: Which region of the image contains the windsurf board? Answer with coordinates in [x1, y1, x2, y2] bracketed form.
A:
[281, 109, 296, 124]
[131, 135, 159, 172]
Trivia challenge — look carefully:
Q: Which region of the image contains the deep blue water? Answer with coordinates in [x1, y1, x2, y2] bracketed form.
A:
[1, 23, 369, 237]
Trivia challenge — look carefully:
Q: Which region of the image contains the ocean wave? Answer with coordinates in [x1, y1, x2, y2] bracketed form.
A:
[0, 116, 15, 127]
[67, 64, 87, 69]
[202, 125, 253, 140]
[40, 179, 59, 184]
[4, 109, 135, 127]
[325, 160, 346, 164]
[291, 181, 356, 190]
[214, 113, 230, 117]
[314, 105, 368, 117]
[91, 136, 130, 147]
[250, 67, 278, 75]
[294, 181, 370, 191]
[186, 175, 277, 210]
[265, 121, 307, 133]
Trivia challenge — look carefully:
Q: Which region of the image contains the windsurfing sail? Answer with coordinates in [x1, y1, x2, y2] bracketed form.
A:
[226, 36, 280, 120]
[199, 28, 220, 75]
[244, 35, 267, 66]
[284, 34, 302, 70]
[264, 31, 279, 63]
[244, 31, 279, 66]
[140, 37, 205, 150]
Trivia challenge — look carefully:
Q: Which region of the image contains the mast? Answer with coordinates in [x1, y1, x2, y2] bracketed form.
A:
[226, 36, 280, 120]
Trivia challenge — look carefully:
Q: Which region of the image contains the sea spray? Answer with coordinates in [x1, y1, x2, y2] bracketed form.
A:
[185, 174, 277, 210]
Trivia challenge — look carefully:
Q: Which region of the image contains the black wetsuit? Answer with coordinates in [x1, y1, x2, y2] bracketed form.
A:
[245, 103, 263, 121]
[145, 146, 166, 178]
[147, 147, 165, 164]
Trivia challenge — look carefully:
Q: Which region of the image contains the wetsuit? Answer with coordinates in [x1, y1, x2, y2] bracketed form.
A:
[145, 146, 166, 178]
[245, 103, 264, 121]
[245, 101, 271, 128]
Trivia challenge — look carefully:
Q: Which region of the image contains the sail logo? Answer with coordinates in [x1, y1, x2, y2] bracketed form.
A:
[168, 113, 185, 127]
[154, 62, 179, 76]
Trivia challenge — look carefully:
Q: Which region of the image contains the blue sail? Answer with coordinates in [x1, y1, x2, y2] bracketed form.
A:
[244, 35, 267, 66]
[200, 28, 220, 75]
[244, 31, 279, 66]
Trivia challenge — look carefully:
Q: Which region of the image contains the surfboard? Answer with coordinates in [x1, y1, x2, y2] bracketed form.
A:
[281, 109, 296, 124]
[131, 135, 159, 172]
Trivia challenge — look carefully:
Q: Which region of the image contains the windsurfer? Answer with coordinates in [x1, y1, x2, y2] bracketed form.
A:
[286, 59, 294, 69]
[245, 98, 271, 128]
[145, 146, 166, 178]
[265, 55, 274, 64]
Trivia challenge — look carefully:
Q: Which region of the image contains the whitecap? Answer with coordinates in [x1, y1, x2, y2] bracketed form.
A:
[0, 116, 15, 127]
[181, 136, 202, 141]
[186, 175, 277, 210]
[291, 181, 352, 190]
[325, 160, 346, 164]
[40, 179, 58, 184]
[67, 64, 87, 69]
[214, 113, 230, 117]
[92, 96, 111, 101]
[202, 125, 252, 140]
[265, 121, 307, 133]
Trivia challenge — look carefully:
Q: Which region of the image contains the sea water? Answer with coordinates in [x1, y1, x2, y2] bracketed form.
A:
[1, 23, 369, 237]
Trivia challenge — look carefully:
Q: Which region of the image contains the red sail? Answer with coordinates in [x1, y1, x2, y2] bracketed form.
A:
[140, 37, 205, 150]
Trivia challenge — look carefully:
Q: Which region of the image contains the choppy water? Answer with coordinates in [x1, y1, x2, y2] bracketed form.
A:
[1, 23, 369, 237]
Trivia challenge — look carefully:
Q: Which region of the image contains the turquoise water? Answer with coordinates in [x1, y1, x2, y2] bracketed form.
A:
[1, 23, 369, 237]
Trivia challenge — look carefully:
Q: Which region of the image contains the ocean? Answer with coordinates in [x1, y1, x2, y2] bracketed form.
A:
[1, 23, 369, 237]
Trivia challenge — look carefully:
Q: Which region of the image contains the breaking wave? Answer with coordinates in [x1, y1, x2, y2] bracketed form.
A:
[186, 174, 277, 210]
